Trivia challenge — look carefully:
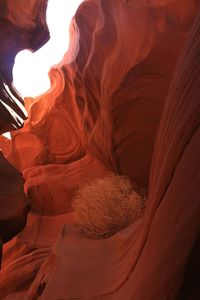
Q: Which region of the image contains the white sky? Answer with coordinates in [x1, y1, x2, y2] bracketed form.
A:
[12, 0, 83, 98]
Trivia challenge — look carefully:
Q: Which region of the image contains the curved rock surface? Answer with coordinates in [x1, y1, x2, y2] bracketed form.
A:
[0, 0, 200, 299]
[0, 0, 49, 251]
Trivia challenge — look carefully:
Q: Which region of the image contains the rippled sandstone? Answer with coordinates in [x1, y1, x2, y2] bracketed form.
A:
[0, 0, 200, 299]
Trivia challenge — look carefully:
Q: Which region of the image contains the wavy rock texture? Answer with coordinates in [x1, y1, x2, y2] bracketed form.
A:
[0, 0, 200, 299]
[0, 0, 49, 252]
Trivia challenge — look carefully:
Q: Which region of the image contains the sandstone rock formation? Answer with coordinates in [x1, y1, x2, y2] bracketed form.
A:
[0, 0, 200, 299]
[0, 0, 49, 265]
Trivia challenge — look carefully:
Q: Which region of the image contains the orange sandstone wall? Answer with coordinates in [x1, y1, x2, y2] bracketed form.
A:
[0, 0, 200, 299]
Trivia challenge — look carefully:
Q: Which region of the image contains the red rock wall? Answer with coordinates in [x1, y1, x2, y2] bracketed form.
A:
[0, 0, 200, 299]
[0, 0, 49, 256]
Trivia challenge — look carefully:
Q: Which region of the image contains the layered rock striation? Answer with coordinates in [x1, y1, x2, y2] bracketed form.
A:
[0, 0, 200, 299]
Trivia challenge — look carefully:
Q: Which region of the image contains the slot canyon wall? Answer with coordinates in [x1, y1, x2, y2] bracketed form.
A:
[0, 0, 200, 299]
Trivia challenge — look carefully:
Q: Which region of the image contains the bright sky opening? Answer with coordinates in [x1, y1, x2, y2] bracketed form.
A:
[12, 0, 82, 98]
[2, 132, 11, 140]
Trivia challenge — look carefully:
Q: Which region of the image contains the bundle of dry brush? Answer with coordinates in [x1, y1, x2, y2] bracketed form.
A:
[73, 174, 144, 239]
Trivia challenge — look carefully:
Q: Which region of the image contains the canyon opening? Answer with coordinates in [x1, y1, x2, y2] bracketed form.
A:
[12, 0, 83, 98]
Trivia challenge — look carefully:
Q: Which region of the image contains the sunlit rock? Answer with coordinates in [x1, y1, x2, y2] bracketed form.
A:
[0, 0, 200, 299]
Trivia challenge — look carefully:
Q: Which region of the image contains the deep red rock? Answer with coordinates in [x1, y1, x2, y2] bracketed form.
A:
[0, 0, 200, 299]
[0, 152, 29, 243]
